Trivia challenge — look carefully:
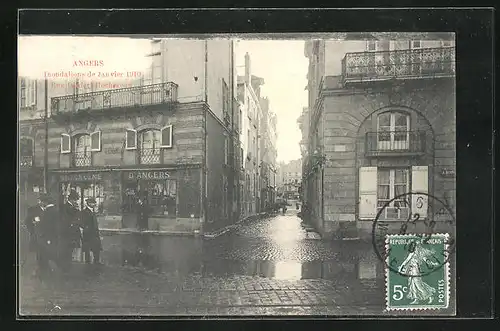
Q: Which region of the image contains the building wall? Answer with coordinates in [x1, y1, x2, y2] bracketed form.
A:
[206, 40, 232, 121]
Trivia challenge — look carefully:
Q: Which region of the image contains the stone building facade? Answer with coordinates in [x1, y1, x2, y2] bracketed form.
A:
[19, 38, 241, 234]
[302, 35, 456, 240]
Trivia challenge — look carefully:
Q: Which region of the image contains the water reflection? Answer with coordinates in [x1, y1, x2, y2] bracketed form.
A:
[101, 234, 383, 283]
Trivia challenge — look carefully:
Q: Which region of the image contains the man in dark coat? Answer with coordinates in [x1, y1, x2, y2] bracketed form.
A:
[33, 194, 60, 277]
[24, 196, 45, 254]
[80, 197, 103, 265]
[137, 192, 150, 231]
[59, 189, 82, 271]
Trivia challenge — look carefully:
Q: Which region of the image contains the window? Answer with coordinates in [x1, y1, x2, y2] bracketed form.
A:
[20, 78, 36, 108]
[377, 168, 410, 219]
[377, 112, 410, 150]
[139, 130, 161, 164]
[122, 179, 177, 217]
[74, 134, 92, 167]
[82, 183, 105, 214]
[160, 125, 173, 148]
[20, 138, 34, 167]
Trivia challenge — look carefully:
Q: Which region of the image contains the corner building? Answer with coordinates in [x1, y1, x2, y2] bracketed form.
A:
[19, 39, 241, 234]
[303, 35, 456, 240]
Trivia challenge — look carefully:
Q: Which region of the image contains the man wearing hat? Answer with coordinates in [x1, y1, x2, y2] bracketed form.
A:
[32, 193, 60, 277]
[23, 194, 46, 260]
[59, 189, 82, 271]
[80, 197, 103, 264]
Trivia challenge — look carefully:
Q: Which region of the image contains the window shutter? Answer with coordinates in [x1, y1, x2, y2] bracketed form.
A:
[411, 166, 429, 219]
[90, 131, 101, 151]
[359, 166, 378, 220]
[61, 134, 71, 154]
[125, 129, 137, 150]
[161, 125, 173, 148]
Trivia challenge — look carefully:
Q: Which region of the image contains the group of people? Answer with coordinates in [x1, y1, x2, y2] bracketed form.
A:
[23, 190, 103, 278]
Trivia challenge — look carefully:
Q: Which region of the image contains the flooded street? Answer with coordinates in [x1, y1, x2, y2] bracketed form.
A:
[20, 212, 387, 316]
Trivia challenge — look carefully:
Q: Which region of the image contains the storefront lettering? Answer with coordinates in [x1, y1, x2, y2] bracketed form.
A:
[60, 173, 103, 182]
[127, 171, 170, 180]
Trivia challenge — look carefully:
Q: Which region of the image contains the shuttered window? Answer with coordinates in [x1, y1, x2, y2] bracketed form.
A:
[125, 129, 137, 150]
[61, 134, 71, 154]
[90, 131, 101, 152]
[161, 125, 173, 148]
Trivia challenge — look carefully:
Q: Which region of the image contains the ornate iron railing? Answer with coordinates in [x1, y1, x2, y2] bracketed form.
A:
[20, 155, 33, 168]
[51, 82, 178, 115]
[139, 147, 161, 164]
[73, 152, 92, 167]
[365, 130, 426, 156]
[342, 47, 455, 84]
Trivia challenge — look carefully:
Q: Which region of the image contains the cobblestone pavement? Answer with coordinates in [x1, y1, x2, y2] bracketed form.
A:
[19, 212, 387, 316]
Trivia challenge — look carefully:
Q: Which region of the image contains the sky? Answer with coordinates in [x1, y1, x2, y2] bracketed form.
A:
[235, 40, 308, 163]
[18, 36, 308, 164]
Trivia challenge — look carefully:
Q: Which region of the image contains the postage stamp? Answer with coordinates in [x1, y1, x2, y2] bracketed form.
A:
[385, 233, 451, 311]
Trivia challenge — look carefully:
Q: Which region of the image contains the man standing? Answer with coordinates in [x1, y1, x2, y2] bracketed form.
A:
[80, 197, 103, 265]
[23, 196, 45, 261]
[32, 194, 59, 278]
[59, 190, 82, 271]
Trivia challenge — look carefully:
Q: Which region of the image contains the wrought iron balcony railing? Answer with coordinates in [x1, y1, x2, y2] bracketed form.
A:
[51, 82, 179, 115]
[342, 47, 455, 84]
[139, 147, 161, 164]
[20, 155, 33, 168]
[365, 130, 427, 156]
[73, 152, 92, 167]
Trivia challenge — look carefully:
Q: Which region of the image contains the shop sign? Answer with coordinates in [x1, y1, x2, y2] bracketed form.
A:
[125, 170, 170, 180]
[59, 172, 103, 182]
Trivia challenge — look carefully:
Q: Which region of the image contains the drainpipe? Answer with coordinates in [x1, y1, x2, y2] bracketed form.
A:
[43, 78, 49, 194]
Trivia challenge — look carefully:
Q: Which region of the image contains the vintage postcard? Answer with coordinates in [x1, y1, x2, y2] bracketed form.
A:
[18, 32, 456, 316]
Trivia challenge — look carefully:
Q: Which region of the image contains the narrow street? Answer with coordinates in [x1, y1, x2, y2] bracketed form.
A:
[19, 211, 386, 316]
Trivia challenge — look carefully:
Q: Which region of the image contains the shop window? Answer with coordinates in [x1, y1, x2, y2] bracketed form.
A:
[61, 182, 105, 214]
[122, 179, 177, 217]
[20, 138, 34, 167]
[74, 134, 92, 167]
[139, 130, 161, 164]
[377, 111, 410, 151]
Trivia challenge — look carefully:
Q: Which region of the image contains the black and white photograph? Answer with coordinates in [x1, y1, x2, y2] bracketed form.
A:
[17, 32, 457, 316]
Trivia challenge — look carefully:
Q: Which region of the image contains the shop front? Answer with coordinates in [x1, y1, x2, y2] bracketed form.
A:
[120, 167, 203, 233]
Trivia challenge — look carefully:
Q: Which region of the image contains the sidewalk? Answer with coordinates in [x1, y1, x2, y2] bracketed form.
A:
[98, 213, 271, 238]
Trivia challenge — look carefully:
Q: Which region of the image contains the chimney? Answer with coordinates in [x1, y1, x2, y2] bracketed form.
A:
[244, 52, 251, 85]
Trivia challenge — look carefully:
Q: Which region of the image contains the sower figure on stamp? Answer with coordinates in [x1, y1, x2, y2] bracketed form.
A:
[80, 197, 103, 265]
[59, 189, 82, 271]
[33, 194, 60, 278]
[398, 239, 440, 304]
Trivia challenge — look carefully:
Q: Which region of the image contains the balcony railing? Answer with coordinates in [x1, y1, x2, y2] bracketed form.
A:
[20, 155, 33, 168]
[342, 47, 455, 84]
[51, 82, 178, 115]
[139, 148, 161, 164]
[365, 131, 427, 156]
[73, 152, 92, 167]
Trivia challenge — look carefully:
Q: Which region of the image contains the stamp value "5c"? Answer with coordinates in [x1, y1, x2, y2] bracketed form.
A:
[385, 233, 451, 311]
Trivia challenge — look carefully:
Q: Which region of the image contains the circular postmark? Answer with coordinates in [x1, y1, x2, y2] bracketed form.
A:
[371, 191, 456, 278]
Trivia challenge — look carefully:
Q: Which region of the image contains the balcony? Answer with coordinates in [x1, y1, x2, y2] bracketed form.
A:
[365, 131, 427, 157]
[51, 82, 178, 116]
[73, 152, 92, 167]
[20, 155, 33, 168]
[139, 148, 161, 165]
[342, 47, 455, 85]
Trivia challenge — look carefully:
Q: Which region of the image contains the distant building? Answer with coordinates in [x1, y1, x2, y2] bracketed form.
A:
[277, 159, 302, 200]
[19, 39, 242, 234]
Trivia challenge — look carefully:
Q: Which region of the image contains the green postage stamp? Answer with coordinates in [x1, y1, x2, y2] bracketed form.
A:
[385, 233, 451, 311]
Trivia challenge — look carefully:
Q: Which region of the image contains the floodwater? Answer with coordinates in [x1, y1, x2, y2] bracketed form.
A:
[100, 212, 385, 285]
